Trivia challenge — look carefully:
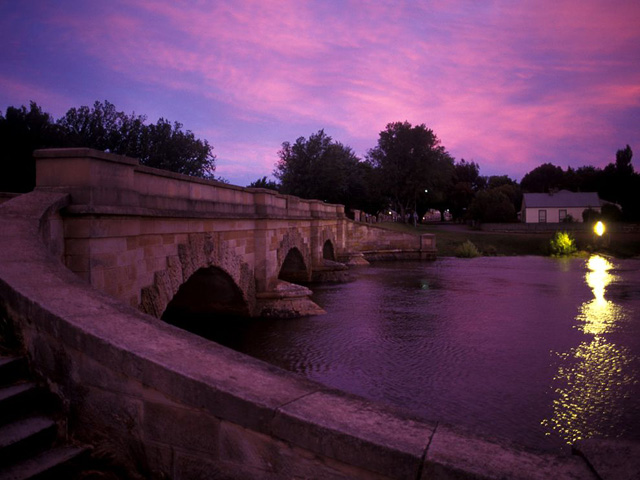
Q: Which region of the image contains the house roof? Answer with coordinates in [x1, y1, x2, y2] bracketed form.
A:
[522, 190, 601, 208]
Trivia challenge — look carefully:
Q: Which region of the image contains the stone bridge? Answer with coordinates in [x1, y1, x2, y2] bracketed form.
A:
[35, 148, 435, 320]
[0, 149, 610, 479]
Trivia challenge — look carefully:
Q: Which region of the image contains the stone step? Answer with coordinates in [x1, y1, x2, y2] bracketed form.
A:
[0, 383, 39, 426]
[0, 356, 27, 387]
[0, 416, 57, 467]
[0, 444, 89, 480]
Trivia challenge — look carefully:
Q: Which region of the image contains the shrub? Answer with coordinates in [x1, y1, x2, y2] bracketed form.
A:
[582, 208, 600, 223]
[549, 231, 577, 256]
[483, 245, 498, 256]
[455, 240, 481, 258]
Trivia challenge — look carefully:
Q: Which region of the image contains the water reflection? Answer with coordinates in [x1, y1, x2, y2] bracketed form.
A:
[543, 255, 636, 444]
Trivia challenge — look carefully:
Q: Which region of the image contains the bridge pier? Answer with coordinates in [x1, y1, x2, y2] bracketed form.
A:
[256, 281, 326, 318]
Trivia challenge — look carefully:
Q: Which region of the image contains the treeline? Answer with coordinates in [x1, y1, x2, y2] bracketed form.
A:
[2, 101, 637, 221]
[253, 124, 639, 222]
[0, 101, 216, 192]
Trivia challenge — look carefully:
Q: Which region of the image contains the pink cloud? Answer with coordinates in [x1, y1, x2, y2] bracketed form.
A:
[8, 0, 638, 184]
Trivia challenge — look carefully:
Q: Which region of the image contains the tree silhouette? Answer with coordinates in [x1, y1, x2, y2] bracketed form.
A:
[367, 121, 454, 221]
[0, 101, 216, 192]
[274, 129, 372, 210]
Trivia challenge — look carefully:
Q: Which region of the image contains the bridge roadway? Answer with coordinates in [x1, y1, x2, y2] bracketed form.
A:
[0, 148, 625, 479]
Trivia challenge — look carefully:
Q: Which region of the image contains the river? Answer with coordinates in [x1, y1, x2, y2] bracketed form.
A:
[168, 255, 640, 453]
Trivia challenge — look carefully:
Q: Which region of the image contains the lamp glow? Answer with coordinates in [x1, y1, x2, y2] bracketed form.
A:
[594, 221, 605, 237]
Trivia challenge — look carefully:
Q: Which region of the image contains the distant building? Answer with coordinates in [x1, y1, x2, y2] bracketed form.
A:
[520, 190, 601, 223]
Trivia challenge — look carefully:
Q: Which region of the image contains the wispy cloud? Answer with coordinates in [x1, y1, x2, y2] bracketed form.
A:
[1, 0, 639, 184]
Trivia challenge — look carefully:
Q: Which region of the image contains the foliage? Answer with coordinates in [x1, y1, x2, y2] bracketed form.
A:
[0, 101, 216, 192]
[274, 129, 375, 210]
[549, 231, 577, 256]
[455, 240, 481, 258]
[601, 203, 623, 222]
[366, 121, 454, 221]
[467, 189, 516, 223]
[0, 102, 65, 192]
[248, 176, 279, 191]
[600, 145, 640, 220]
[582, 208, 600, 223]
[448, 159, 483, 220]
[520, 163, 566, 193]
[59, 101, 215, 177]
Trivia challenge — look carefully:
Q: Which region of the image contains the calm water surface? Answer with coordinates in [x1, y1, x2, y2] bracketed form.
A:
[180, 255, 640, 452]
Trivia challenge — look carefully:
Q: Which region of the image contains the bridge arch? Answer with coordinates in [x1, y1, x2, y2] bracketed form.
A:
[322, 239, 335, 261]
[162, 266, 249, 319]
[276, 229, 311, 284]
[140, 233, 256, 318]
[317, 227, 339, 265]
[278, 247, 309, 284]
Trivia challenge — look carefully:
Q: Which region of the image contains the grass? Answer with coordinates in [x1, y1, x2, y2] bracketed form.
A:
[375, 221, 640, 258]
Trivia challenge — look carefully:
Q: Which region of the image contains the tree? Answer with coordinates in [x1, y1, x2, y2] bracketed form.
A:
[600, 145, 639, 220]
[0, 102, 64, 192]
[57, 100, 145, 154]
[520, 163, 566, 193]
[573, 166, 602, 192]
[58, 101, 215, 178]
[136, 118, 215, 177]
[274, 129, 368, 210]
[248, 176, 279, 191]
[468, 189, 516, 223]
[366, 121, 454, 221]
[0, 101, 217, 192]
[447, 159, 485, 221]
[615, 144, 633, 176]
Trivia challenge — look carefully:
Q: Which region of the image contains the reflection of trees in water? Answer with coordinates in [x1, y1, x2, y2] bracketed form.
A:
[542, 255, 638, 444]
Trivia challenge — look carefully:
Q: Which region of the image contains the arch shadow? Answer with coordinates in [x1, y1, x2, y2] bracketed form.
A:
[278, 247, 310, 284]
[323, 239, 335, 261]
[162, 266, 250, 319]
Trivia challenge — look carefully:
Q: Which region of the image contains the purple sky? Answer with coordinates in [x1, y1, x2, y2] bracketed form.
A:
[2, 1, 639, 187]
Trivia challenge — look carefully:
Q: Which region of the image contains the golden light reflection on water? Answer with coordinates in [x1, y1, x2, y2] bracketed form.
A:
[541, 337, 635, 444]
[577, 255, 625, 336]
[542, 255, 637, 445]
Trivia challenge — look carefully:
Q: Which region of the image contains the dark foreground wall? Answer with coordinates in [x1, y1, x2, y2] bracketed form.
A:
[0, 191, 615, 479]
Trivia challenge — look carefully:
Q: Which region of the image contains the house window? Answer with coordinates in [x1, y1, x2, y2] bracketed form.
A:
[538, 210, 547, 223]
[559, 209, 567, 222]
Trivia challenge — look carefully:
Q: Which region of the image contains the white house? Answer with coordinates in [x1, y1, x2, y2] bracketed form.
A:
[520, 190, 601, 223]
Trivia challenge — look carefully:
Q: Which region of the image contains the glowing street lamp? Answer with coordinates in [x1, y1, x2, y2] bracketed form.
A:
[594, 221, 605, 237]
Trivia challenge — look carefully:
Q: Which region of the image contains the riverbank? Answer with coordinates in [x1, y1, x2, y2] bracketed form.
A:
[375, 222, 640, 258]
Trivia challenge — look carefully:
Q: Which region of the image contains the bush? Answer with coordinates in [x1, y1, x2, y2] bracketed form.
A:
[582, 208, 600, 223]
[601, 203, 623, 222]
[455, 240, 481, 258]
[483, 245, 498, 256]
[549, 231, 577, 256]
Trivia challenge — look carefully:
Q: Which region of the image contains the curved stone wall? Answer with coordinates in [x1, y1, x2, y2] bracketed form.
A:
[0, 192, 606, 479]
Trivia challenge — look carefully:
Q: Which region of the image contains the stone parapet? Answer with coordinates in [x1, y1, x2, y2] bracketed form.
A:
[35, 148, 345, 220]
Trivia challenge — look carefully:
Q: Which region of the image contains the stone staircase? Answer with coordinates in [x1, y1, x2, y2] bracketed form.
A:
[0, 353, 88, 479]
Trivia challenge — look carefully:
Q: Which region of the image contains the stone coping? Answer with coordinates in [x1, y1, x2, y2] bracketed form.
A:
[0, 191, 621, 479]
[61, 204, 344, 221]
[34, 147, 343, 210]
